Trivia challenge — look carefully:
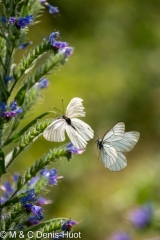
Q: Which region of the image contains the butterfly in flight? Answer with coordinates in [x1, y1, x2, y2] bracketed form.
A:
[43, 97, 94, 149]
[96, 122, 140, 171]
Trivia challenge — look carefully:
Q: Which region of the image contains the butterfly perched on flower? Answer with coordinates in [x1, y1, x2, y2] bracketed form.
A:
[43, 97, 94, 149]
[96, 122, 140, 171]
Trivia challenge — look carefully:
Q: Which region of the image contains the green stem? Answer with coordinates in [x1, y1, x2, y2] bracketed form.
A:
[0, 55, 7, 71]
[0, 79, 10, 100]
[0, 25, 7, 41]
[9, 79, 17, 94]
[1, 146, 70, 209]
[5, 47, 14, 77]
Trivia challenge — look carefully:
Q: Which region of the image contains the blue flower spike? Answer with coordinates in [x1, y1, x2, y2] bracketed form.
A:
[37, 78, 49, 89]
[19, 42, 33, 50]
[62, 219, 78, 232]
[110, 232, 131, 240]
[129, 204, 153, 229]
[19, 189, 37, 204]
[9, 15, 33, 29]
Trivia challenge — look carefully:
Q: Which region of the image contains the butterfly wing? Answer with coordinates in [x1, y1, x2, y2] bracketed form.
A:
[66, 124, 88, 149]
[65, 98, 94, 148]
[71, 118, 94, 141]
[100, 122, 139, 170]
[108, 152, 127, 171]
[43, 119, 66, 142]
[100, 143, 117, 168]
[65, 118, 94, 149]
[66, 97, 85, 118]
[103, 122, 125, 142]
[111, 131, 140, 152]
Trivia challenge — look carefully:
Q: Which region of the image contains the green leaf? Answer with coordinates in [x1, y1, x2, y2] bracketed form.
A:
[5, 117, 54, 168]
[22, 218, 67, 233]
[14, 84, 27, 105]
[3, 144, 70, 199]
[11, 42, 56, 94]
[0, 148, 6, 177]
[3, 111, 53, 147]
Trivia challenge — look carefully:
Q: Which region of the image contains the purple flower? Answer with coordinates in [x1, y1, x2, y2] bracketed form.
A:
[1, 111, 16, 119]
[10, 111, 17, 117]
[40, 169, 51, 177]
[40, 168, 58, 184]
[48, 168, 58, 185]
[16, 107, 23, 115]
[0, 102, 7, 112]
[19, 189, 37, 204]
[60, 47, 74, 57]
[9, 17, 16, 24]
[110, 232, 130, 240]
[66, 143, 85, 155]
[49, 32, 60, 45]
[4, 181, 14, 193]
[129, 204, 153, 228]
[3, 111, 15, 118]
[27, 176, 39, 187]
[10, 100, 17, 111]
[25, 15, 33, 23]
[37, 78, 49, 89]
[9, 15, 33, 29]
[40, 168, 62, 185]
[36, 197, 52, 206]
[0, 101, 23, 120]
[62, 219, 78, 231]
[0, 197, 8, 204]
[12, 174, 19, 182]
[0, 181, 14, 202]
[45, 3, 59, 14]
[49, 174, 59, 185]
[52, 41, 68, 49]
[30, 205, 44, 220]
[27, 216, 40, 226]
[17, 16, 32, 28]
[24, 203, 44, 220]
[19, 42, 32, 50]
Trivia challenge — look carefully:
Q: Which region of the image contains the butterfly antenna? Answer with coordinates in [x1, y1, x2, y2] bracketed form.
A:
[62, 98, 64, 114]
[52, 106, 63, 115]
[94, 130, 99, 139]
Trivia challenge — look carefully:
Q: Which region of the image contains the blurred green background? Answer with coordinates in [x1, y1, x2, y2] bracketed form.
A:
[7, 0, 160, 239]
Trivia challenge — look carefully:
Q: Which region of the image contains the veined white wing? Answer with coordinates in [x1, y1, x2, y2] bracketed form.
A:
[98, 122, 140, 171]
[43, 97, 94, 148]
[66, 97, 85, 118]
[103, 122, 125, 142]
[108, 152, 127, 171]
[71, 118, 94, 141]
[43, 119, 66, 142]
[66, 124, 88, 149]
[100, 143, 117, 168]
[111, 132, 140, 152]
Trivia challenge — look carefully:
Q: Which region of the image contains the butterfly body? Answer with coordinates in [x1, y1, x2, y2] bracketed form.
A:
[61, 115, 76, 130]
[43, 98, 94, 149]
[96, 122, 140, 171]
[96, 139, 103, 149]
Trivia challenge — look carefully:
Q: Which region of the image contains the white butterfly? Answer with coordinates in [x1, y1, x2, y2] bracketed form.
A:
[96, 122, 140, 171]
[43, 97, 94, 149]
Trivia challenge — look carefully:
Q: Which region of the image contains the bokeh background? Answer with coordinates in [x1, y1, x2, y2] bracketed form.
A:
[6, 0, 160, 239]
